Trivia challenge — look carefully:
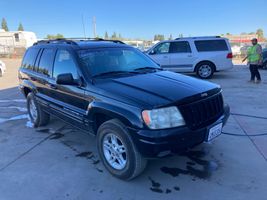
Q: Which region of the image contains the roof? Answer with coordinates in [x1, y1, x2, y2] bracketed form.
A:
[33, 38, 128, 49]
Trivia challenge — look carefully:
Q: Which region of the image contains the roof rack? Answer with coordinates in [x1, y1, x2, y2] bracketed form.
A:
[33, 38, 125, 46]
[175, 36, 221, 40]
[33, 38, 78, 46]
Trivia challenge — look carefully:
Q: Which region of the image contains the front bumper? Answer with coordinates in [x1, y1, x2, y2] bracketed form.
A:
[129, 104, 230, 158]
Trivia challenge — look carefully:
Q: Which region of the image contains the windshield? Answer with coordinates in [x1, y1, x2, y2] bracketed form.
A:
[78, 48, 160, 77]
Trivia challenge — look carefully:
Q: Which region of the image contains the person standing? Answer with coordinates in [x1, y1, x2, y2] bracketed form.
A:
[242, 38, 263, 83]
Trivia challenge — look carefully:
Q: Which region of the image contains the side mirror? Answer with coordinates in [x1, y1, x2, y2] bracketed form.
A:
[56, 73, 78, 85]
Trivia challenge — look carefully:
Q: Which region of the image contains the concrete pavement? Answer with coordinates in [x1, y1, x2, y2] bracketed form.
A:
[0, 59, 266, 200]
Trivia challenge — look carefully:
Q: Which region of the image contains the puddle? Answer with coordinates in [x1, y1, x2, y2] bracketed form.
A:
[161, 149, 219, 180]
[0, 114, 29, 124]
[50, 133, 64, 140]
[0, 99, 26, 103]
[76, 151, 93, 158]
[148, 176, 163, 193]
[0, 106, 27, 112]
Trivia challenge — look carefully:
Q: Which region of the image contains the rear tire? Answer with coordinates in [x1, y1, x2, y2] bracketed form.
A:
[196, 62, 215, 79]
[27, 92, 50, 127]
[0, 69, 2, 77]
[263, 61, 267, 70]
[97, 119, 147, 180]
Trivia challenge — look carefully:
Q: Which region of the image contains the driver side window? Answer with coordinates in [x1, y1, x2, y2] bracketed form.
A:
[53, 50, 79, 80]
[153, 42, 170, 54]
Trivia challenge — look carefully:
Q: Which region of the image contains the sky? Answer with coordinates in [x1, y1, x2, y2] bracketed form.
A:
[0, 0, 266, 39]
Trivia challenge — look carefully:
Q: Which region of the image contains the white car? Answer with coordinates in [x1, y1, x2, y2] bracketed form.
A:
[146, 36, 233, 79]
[0, 60, 6, 77]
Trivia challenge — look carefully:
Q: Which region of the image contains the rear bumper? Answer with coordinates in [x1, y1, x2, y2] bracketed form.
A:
[129, 104, 230, 158]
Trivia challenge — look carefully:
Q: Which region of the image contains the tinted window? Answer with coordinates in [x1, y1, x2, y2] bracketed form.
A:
[22, 48, 39, 70]
[53, 50, 78, 79]
[154, 42, 170, 54]
[38, 48, 55, 76]
[170, 41, 191, 53]
[194, 40, 229, 52]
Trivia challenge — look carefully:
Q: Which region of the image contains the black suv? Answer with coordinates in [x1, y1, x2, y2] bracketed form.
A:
[18, 38, 230, 180]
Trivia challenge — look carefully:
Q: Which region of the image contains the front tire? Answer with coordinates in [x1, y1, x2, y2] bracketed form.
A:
[196, 62, 215, 79]
[27, 92, 50, 127]
[97, 119, 147, 180]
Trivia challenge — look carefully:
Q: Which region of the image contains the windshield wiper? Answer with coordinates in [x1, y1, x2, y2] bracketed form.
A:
[92, 70, 139, 78]
[134, 67, 163, 72]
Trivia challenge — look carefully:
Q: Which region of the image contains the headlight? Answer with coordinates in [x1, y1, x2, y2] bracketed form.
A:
[142, 106, 185, 129]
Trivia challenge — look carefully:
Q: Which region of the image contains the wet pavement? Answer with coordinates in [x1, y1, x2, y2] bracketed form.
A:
[0, 59, 267, 200]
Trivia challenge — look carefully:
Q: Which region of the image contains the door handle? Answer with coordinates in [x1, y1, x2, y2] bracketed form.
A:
[163, 56, 168, 58]
[187, 55, 193, 57]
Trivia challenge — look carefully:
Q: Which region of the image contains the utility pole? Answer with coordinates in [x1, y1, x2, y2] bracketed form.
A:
[82, 14, 86, 38]
[93, 16, 96, 38]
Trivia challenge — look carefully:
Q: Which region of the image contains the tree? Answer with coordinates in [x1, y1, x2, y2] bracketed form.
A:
[1, 18, 9, 31]
[104, 31, 109, 39]
[168, 34, 173, 40]
[154, 34, 165, 41]
[256, 28, 264, 39]
[111, 32, 117, 39]
[46, 34, 64, 39]
[18, 22, 24, 31]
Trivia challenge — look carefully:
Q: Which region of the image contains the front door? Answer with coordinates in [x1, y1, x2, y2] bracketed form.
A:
[49, 49, 89, 129]
[148, 42, 171, 67]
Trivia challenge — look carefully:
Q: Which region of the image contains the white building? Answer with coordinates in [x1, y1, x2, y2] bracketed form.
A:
[0, 29, 37, 56]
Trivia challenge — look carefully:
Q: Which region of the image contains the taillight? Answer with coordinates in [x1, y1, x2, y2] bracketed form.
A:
[227, 52, 233, 59]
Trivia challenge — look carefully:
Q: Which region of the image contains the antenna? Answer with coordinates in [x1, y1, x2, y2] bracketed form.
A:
[93, 16, 96, 38]
[82, 14, 86, 38]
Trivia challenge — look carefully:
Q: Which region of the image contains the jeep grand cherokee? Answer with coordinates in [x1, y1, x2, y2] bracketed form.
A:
[18, 38, 230, 180]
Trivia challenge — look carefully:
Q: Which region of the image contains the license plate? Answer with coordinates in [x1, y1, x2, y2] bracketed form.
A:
[206, 123, 222, 142]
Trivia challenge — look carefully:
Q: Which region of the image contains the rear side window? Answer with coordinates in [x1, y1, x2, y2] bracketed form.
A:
[170, 41, 191, 53]
[53, 50, 78, 79]
[38, 48, 56, 77]
[22, 48, 39, 70]
[194, 40, 229, 52]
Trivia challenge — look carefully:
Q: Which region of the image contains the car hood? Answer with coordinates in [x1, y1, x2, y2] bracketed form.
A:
[94, 71, 221, 109]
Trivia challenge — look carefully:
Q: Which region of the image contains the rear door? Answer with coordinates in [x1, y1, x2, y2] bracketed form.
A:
[168, 41, 196, 72]
[34, 48, 56, 99]
[148, 42, 171, 67]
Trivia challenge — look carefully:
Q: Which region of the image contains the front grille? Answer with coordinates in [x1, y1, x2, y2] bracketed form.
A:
[179, 93, 224, 130]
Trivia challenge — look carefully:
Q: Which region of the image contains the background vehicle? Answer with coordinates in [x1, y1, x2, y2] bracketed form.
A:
[0, 60, 6, 77]
[146, 36, 233, 79]
[262, 48, 267, 69]
[18, 38, 229, 180]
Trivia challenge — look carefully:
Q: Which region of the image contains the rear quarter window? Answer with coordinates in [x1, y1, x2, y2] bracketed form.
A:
[21, 48, 39, 70]
[194, 40, 229, 52]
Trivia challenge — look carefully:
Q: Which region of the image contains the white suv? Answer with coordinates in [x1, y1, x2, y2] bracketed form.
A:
[0, 60, 6, 77]
[146, 36, 233, 79]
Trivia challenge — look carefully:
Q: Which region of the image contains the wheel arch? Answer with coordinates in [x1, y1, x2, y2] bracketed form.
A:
[88, 102, 144, 134]
[194, 60, 217, 72]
